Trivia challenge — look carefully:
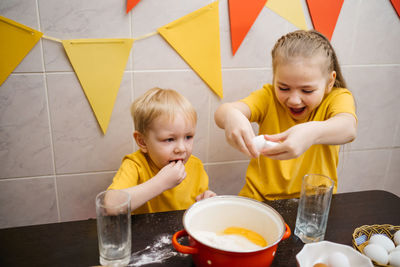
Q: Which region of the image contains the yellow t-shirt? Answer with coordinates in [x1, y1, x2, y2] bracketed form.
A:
[239, 84, 357, 201]
[108, 150, 209, 214]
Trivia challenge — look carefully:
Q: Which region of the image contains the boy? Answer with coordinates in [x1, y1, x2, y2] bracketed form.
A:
[108, 87, 216, 213]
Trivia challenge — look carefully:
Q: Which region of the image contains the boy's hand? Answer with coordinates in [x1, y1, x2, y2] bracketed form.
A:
[195, 190, 217, 201]
[260, 123, 314, 160]
[156, 160, 187, 190]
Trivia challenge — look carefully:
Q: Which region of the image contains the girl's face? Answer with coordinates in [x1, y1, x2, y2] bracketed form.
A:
[139, 113, 195, 170]
[273, 56, 336, 121]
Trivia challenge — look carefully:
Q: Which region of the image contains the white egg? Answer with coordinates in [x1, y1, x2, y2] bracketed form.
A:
[363, 243, 389, 265]
[394, 230, 400, 246]
[327, 251, 350, 267]
[389, 250, 400, 267]
[369, 234, 395, 252]
[252, 135, 278, 152]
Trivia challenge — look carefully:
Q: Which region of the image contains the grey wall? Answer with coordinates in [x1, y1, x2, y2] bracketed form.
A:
[0, 0, 399, 229]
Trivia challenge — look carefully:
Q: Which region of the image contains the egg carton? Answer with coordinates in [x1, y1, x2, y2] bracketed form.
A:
[352, 224, 400, 267]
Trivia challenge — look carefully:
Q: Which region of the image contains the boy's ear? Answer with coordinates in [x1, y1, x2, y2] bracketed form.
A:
[133, 131, 148, 153]
[326, 71, 337, 94]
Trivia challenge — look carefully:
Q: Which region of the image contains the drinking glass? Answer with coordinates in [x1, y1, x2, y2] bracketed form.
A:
[294, 174, 334, 243]
[96, 190, 131, 266]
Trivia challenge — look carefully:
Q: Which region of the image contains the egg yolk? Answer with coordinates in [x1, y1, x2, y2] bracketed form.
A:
[222, 226, 267, 247]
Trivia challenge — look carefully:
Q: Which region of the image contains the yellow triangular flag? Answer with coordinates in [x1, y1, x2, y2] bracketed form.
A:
[158, 2, 223, 98]
[0, 16, 43, 86]
[62, 39, 133, 134]
[266, 0, 308, 30]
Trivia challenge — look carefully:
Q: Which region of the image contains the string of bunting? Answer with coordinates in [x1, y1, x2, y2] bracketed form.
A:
[1, 0, 399, 134]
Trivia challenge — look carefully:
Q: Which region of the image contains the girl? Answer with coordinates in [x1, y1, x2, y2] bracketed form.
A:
[214, 30, 357, 201]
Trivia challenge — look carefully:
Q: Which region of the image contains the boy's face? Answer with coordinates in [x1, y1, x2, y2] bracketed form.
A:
[139, 113, 196, 170]
[273, 56, 336, 121]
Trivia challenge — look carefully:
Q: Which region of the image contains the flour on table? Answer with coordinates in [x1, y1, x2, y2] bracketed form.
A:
[128, 234, 186, 266]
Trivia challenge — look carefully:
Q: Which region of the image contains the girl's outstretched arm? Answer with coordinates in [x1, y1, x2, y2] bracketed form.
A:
[261, 113, 357, 160]
[214, 101, 259, 158]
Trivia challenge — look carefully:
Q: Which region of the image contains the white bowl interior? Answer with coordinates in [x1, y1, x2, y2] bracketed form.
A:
[183, 196, 285, 247]
[296, 241, 374, 267]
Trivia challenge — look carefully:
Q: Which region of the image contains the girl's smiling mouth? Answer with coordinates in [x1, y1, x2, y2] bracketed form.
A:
[289, 107, 306, 115]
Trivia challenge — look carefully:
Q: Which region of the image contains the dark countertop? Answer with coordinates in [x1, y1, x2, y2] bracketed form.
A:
[0, 190, 399, 267]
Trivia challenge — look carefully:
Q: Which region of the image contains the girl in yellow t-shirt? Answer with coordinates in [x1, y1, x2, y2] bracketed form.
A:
[214, 30, 357, 201]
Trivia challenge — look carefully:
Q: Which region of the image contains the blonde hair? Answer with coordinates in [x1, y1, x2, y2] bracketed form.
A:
[131, 87, 197, 135]
[271, 30, 347, 89]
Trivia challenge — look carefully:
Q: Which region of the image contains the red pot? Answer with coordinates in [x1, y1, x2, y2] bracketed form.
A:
[172, 196, 291, 267]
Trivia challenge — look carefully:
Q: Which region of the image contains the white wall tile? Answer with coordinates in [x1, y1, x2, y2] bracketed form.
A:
[0, 0, 44, 73]
[38, 0, 131, 72]
[57, 172, 114, 222]
[337, 149, 390, 193]
[0, 177, 58, 229]
[46, 72, 133, 174]
[207, 161, 248, 196]
[384, 148, 400, 197]
[344, 65, 400, 150]
[350, 0, 400, 64]
[0, 74, 54, 178]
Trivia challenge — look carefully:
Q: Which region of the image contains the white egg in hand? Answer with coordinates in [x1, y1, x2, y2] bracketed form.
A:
[363, 243, 389, 265]
[252, 135, 278, 152]
[390, 250, 400, 267]
[369, 234, 395, 252]
[394, 230, 400, 246]
[327, 251, 350, 267]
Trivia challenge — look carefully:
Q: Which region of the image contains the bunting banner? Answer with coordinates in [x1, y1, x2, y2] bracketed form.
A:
[126, 0, 142, 14]
[391, 0, 400, 18]
[62, 39, 133, 134]
[266, 0, 308, 30]
[306, 0, 344, 40]
[228, 0, 268, 55]
[158, 2, 223, 98]
[0, 16, 43, 86]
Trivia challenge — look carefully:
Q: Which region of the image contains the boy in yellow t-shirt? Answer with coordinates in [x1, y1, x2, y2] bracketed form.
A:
[214, 30, 357, 201]
[108, 88, 216, 214]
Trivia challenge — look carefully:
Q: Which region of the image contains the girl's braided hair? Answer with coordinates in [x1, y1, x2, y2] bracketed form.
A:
[271, 30, 347, 89]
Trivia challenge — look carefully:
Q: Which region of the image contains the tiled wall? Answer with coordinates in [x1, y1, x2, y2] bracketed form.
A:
[0, 0, 399, 229]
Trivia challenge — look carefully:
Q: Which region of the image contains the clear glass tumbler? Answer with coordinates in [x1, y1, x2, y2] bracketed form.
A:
[294, 174, 334, 243]
[96, 190, 131, 266]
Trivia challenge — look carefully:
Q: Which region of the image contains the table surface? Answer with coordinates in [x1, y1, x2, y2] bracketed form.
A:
[0, 190, 399, 267]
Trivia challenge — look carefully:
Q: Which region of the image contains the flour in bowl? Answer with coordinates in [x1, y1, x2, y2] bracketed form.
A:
[192, 230, 264, 252]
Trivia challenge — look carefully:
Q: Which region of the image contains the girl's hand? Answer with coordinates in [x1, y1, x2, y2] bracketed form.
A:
[195, 190, 217, 201]
[223, 108, 259, 158]
[260, 123, 315, 160]
[156, 160, 187, 190]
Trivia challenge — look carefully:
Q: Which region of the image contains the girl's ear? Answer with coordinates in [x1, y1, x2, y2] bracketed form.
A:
[326, 71, 337, 94]
[134, 131, 148, 153]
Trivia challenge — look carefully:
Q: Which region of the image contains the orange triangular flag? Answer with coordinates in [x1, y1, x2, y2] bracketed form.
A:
[0, 16, 43, 86]
[228, 0, 268, 55]
[306, 0, 344, 40]
[126, 0, 141, 14]
[391, 0, 400, 18]
[62, 39, 133, 134]
[158, 2, 223, 98]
